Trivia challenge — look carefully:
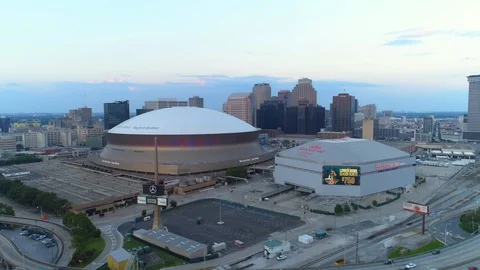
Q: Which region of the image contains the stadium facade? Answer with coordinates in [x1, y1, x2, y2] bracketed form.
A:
[274, 138, 415, 197]
[88, 107, 275, 175]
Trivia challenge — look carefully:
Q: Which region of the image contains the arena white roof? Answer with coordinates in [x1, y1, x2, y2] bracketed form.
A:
[277, 138, 410, 164]
[108, 107, 258, 135]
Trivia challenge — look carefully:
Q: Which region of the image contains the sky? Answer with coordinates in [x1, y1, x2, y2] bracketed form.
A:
[1, 0, 480, 113]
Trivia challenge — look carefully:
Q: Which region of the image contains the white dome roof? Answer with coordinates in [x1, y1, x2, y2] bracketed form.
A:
[108, 107, 258, 135]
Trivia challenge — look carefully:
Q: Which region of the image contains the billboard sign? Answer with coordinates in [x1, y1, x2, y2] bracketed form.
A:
[137, 195, 168, 206]
[403, 202, 429, 214]
[142, 184, 165, 196]
[322, 166, 360, 186]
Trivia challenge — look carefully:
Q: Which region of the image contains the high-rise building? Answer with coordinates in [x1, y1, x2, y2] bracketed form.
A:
[277, 90, 291, 106]
[252, 83, 272, 127]
[23, 132, 47, 148]
[104, 100, 130, 130]
[144, 98, 188, 110]
[423, 116, 434, 133]
[188, 96, 204, 108]
[362, 119, 374, 140]
[359, 104, 377, 119]
[68, 107, 92, 127]
[136, 109, 152, 116]
[256, 100, 285, 131]
[285, 105, 325, 135]
[0, 117, 10, 133]
[225, 93, 254, 125]
[331, 93, 356, 132]
[252, 83, 272, 110]
[289, 78, 317, 106]
[382, 110, 393, 117]
[467, 75, 480, 133]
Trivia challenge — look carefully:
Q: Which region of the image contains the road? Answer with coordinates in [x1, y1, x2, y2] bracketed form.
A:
[314, 234, 480, 270]
[0, 234, 56, 270]
[301, 165, 480, 268]
[0, 215, 77, 269]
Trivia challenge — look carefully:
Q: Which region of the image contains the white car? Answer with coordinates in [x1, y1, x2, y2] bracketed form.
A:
[276, 254, 287, 261]
[405, 263, 416, 269]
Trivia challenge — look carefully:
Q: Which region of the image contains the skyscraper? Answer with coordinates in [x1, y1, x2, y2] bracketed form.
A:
[331, 93, 356, 132]
[467, 75, 480, 133]
[188, 96, 204, 108]
[104, 100, 130, 130]
[256, 100, 285, 131]
[252, 83, 271, 127]
[0, 117, 10, 133]
[423, 116, 434, 133]
[359, 104, 377, 119]
[252, 83, 272, 110]
[225, 93, 254, 125]
[277, 90, 291, 107]
[144, 98, 188, 110]
[289, 78, 317, 106]
[285, 104, 325, 135]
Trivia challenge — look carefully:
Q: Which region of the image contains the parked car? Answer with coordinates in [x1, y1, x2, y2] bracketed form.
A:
[42, 238, 53, 244]
[46, 242, 56, 248]
[276, 254, 287, 261]
[468, 267, 478, 270]
[432, 250, 441, 255]
[29, 234, 39, 239]
[20, 230, 29, 236]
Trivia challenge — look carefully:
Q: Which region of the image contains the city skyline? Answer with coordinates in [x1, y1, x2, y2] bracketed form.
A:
[1, 0, 480, 112]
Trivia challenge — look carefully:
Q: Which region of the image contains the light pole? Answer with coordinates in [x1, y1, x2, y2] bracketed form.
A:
[217, 198, 224, 225]
[444, 223, 451, 245]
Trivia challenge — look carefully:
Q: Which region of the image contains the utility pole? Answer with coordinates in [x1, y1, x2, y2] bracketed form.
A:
[355, 231, 359, 263]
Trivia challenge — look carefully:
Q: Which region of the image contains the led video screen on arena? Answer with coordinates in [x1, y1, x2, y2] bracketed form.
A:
[322, 166, 361, 186]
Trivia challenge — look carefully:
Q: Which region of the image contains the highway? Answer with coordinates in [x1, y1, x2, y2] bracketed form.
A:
[300, 165, 480, 269]
[0, 215, 79, 269]
[314, 234, 480, 270]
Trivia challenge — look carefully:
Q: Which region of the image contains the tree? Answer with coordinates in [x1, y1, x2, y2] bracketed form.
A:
[372, 200, 378, 207]
[0, 203, 15, 216]
[334, 204, 343, 215]
[343, 204, 351, 213]
[141, 209, 147, 217]
[170, 200, 178, 208]
[351, 203, 358, 211]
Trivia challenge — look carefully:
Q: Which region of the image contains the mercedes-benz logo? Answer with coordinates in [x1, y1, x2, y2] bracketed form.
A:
[149, 185, 157, 194]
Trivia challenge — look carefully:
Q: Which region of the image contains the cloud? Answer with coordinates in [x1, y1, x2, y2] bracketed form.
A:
[388, 29, 480, 39]
[127, 86, 138, 92]
[463, 56, 479, 60]
[384, 39, 423, 46]
[404, 52, 433, 57]
[88, 78, 127, 84]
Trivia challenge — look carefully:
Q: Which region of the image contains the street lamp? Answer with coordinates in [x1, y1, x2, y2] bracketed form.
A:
[444, 223, 451, 245]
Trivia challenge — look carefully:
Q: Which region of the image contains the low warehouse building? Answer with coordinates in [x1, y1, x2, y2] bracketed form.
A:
[134, 229, 207, 262]
[274, 138, 415, 197]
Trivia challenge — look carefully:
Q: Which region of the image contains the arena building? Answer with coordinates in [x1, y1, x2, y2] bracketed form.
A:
[89, 107, 275, 175]
[274, 138, 415, 197]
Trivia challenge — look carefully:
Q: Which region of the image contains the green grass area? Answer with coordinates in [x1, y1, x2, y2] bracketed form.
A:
[459, 209, 480, 233]
[388, 239, 445, 259]
[70, 237, 106, 267]
[124, 237, 185, 269]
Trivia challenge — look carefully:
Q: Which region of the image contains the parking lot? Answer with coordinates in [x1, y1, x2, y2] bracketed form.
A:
[10, 160, 144, 205]
[118, 198, 305, 255]
[0, 228, 59, 263]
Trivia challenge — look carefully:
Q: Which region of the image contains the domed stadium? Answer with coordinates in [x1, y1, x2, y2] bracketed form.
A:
[89, 107, 275, 175]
